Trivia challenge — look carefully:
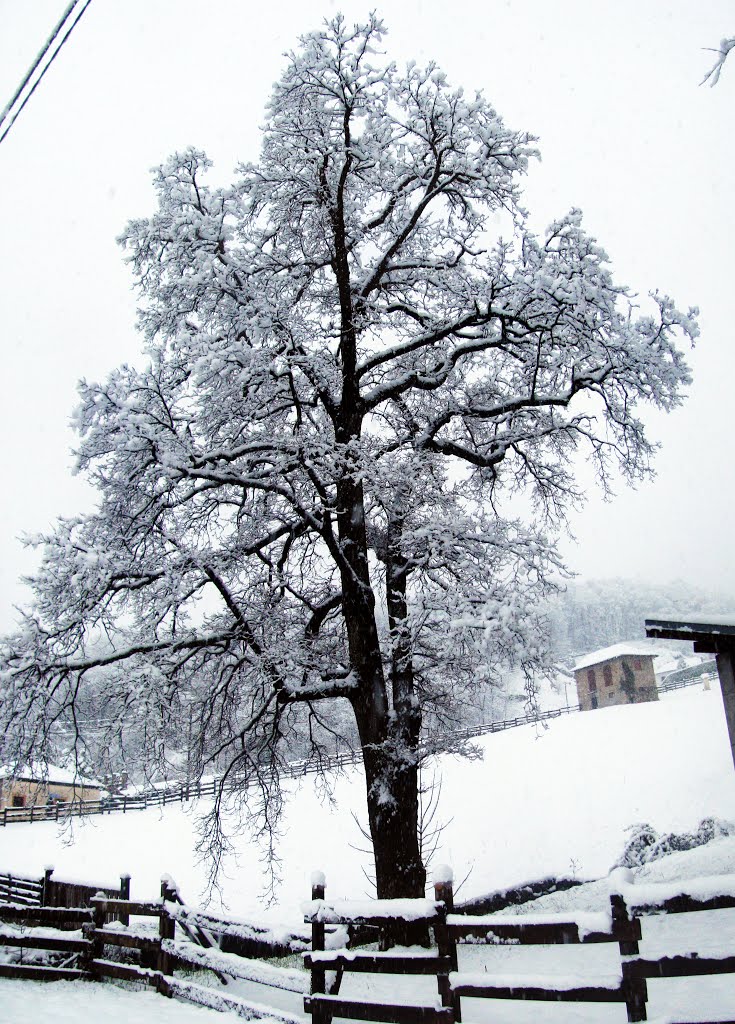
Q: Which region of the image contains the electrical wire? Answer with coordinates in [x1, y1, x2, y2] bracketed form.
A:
[0, 0, 94, 149]
[0, 1, 78, 131]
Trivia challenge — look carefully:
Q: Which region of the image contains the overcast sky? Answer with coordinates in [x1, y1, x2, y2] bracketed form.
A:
[0, 1, 733, 630]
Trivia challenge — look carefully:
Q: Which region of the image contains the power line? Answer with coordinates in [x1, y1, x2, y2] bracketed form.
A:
[0, 2, 78, 131]
[0, 0, 94, 149]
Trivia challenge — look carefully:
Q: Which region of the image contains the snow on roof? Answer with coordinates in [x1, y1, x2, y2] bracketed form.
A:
[0, 761, 103, 788]
[647, 614, 735, 634]
[574, 643, 658, 672]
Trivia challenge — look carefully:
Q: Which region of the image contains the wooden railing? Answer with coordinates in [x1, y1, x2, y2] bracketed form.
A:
[304, 869, 735, 1024]
[0, 677, 708, 829]
[0, 871, 43, 907]
[0, 711, 583, 827]
[0, 866, 128, 914]
[0, 873, 310, 1021]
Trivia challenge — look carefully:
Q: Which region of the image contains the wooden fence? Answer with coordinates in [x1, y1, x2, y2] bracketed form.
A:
[5, 860, 735, 1023]
[0, 710, 581, 827]
[0, 750, 364, 827]
[0, 675, 707, 829]
[304, 870, 735, 1024]
[0, 872, 312, 1023]
[0, 867, 128, 912]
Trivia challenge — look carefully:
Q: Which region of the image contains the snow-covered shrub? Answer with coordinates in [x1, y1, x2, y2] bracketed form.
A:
[615, 817, 735, 868]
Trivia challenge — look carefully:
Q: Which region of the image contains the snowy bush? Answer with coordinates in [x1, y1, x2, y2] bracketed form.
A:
[615, 817, 735, 868]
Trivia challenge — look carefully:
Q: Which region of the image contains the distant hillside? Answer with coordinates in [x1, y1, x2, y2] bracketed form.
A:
[1, 684, 733, 923]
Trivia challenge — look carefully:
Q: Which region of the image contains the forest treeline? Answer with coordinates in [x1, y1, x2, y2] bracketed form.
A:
[546, 578, 733, 662]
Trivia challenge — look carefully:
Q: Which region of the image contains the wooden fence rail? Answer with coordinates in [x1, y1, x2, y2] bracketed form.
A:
[0, 866, 129, 918]
[0, 675, 708, 829]
[0, 869, 311, 1017]
[304, 869, 735, 1024]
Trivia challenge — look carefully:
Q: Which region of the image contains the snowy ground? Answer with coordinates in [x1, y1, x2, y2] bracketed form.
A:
[0, 977, 292, 1024]
[1, 682, 735, 1021]
[1, 682, 732, 922]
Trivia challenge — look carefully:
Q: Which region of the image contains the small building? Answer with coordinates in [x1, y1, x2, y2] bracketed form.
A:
[574, 644, 659, 711]
[0, 762, 103, 811]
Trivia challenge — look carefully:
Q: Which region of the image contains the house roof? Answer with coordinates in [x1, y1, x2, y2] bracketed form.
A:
[0, 761, 103, 788]
[574, 643, 658, 672]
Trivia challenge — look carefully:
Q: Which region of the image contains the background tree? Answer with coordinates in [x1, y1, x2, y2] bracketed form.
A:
[0, 15, 696, 900]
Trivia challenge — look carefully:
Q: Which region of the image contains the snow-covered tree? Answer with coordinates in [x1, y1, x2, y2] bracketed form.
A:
[701, 37, 734, 87]
[0, 16, 696, 899]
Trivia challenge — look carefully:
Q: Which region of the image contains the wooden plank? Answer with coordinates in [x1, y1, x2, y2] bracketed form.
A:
[169, 976, 304, 1024]
[0, 894, 40, 908]
[90, 897, 162, 917]
[304, 952, 452, 975]
[449, 980, 626, 1003]
[92, 958, 159, 985]
[630, 894, 735, 915]
[623, 954, 735, 979]
[448, 920, 581, 944]
[304, 995, 453, 1024]
[0, 964, 88, 982]
[0, 906, 93, 926]
[0, 879, 43, 893]
[304, 912, 440, 928]
[0, 872, 43, 886]
[447, 919, 640, 945]
[0, 934, 91, 953]
[93, 928, 161, 953]
[168, 940, 307, 992]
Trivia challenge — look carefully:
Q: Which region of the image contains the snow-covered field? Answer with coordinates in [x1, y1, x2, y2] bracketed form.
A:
[2, 682, 735, 1022]
[1, 684, 734, 920]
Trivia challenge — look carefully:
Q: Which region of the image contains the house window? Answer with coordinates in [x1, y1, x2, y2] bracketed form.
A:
[587, 668, 597, 692]
[603, 665, 613, 687]
[633, 659, 642, 671]
[12, 795, 25, 808]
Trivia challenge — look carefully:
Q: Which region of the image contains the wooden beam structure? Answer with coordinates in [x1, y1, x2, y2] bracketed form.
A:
[645, 616, 735, 770]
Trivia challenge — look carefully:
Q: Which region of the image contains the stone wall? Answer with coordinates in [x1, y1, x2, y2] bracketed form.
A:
[575, 655, 658, 712]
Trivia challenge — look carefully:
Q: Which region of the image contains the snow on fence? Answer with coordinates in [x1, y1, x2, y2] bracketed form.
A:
[5, 859, 735, 1023]
[0, 872, 313, 1017]
[0, 871, 43, 908]
[303, 868, 735, 1024]
[0, 866, 127, 913]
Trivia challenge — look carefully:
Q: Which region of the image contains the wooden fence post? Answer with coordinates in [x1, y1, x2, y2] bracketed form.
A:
[119, 874, 130, 926]
[309, 871, 326, 1024]
[89, 893, 107, 978]
[611, 889, 647, 1022]
[157, 877, 176, 994]
[434, 866, 461, 1023]
[42, 866, 54, 907]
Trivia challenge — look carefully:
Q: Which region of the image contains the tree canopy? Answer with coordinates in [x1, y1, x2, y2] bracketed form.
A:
[0, 15, 697, 898]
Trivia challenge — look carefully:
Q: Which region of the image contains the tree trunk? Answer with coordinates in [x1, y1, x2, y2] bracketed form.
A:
[362, 742, 426, 899]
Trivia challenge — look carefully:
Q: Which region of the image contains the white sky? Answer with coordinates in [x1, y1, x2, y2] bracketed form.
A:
[0, 0, 733, 630]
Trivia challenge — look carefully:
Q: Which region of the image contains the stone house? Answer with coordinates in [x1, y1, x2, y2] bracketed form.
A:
[0, 762, 103, 810]
[574, 644, 659, 711]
